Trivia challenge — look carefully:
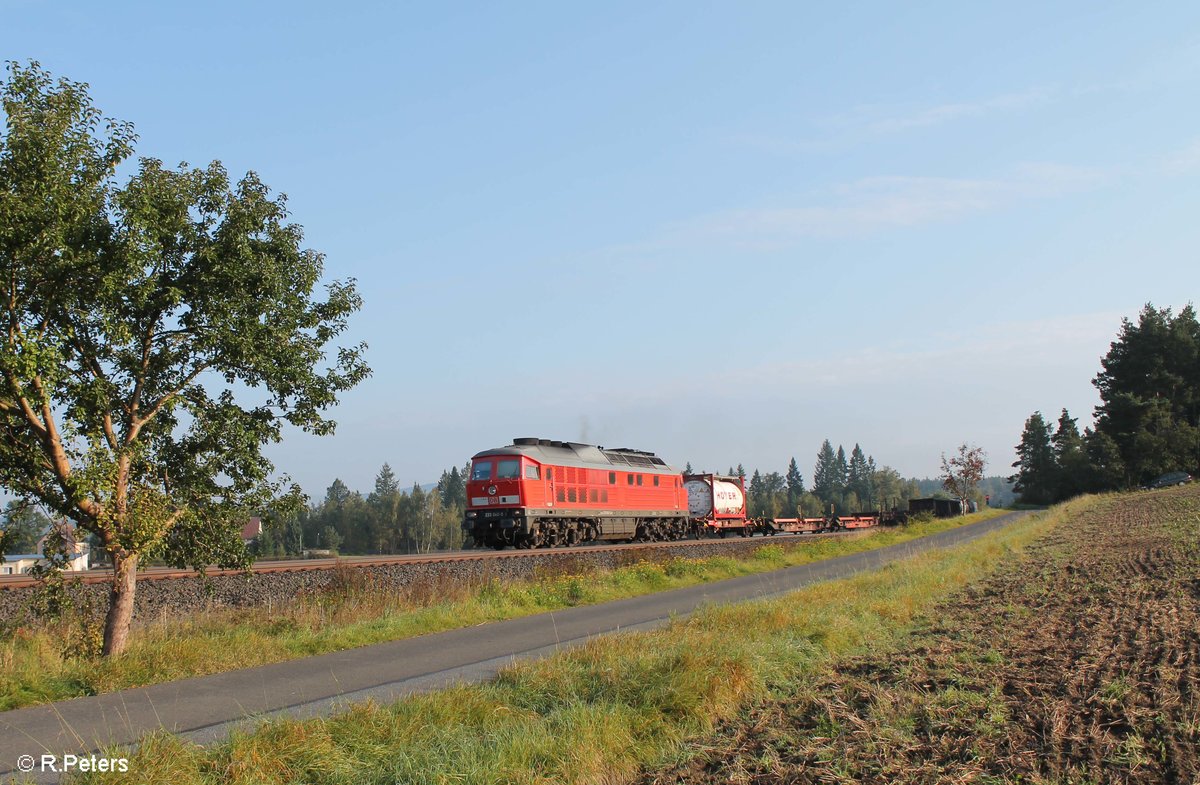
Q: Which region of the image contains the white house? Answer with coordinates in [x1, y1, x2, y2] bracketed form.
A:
[0, 522, 90, 575]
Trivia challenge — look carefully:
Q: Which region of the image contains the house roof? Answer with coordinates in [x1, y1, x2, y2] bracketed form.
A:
[241, 517, 263, 540]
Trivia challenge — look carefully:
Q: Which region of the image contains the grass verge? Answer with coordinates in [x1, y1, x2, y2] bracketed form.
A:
[61, 504, 1057, 784]
[0, 509, 1008, 711]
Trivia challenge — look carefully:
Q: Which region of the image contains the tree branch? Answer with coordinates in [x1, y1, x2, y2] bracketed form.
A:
[127, 360, 210, 444]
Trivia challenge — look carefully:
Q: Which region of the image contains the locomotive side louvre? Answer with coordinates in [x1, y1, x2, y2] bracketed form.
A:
[463, 438, 689, 549]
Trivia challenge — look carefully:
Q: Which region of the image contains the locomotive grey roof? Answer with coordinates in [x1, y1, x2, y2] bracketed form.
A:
[472, 438, 678, 474]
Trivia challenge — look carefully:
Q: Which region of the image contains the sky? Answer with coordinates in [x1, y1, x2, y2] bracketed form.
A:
[4, 1, 1200, 497]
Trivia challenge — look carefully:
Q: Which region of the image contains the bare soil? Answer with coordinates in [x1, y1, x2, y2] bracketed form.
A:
[643, 487, 1200, 784]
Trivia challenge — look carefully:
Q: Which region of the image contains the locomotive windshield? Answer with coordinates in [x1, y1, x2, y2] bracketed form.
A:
[470, 461, 492, 481]
[496, 459, 521, 479]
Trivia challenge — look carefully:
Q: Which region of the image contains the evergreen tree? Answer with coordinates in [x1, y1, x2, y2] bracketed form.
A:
[374, 464, 399, 497]
[368, 464, 402, 553]
[835, 446, 849, 494]
[735, 463, 746, 480]
[1093, 304, 1200, 485]
[812, 440, 839, 502]
[1010, 413, 1057, 504]
[785, 457, 804, 507]
[1052, 409, 1087, 500]
[1083, 427, 1125, 492]
[684, 461, 693, 474]
[437, 466, 465, 509]
[847, 444, 872, 507]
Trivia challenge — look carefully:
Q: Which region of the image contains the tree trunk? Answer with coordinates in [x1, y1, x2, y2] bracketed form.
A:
[102, 551, 139, 656]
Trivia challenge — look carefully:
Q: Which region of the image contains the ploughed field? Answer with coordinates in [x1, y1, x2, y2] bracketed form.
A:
[644, 485, 1200, 784]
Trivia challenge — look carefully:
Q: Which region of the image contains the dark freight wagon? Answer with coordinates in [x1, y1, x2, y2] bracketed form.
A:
[907, 497, 968, 518]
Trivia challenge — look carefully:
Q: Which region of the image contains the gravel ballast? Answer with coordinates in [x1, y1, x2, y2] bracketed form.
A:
[0, 533, 864, 624]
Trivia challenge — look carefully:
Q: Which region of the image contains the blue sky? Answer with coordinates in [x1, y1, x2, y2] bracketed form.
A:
[5, 1, 1199, 496]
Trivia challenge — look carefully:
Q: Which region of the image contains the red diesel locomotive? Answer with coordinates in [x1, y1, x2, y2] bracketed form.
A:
[463, 438, 690, 549]
[464, 437, 905, 550]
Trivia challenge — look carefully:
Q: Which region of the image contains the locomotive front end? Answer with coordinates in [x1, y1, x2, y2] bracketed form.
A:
[462, 451, 538, 549]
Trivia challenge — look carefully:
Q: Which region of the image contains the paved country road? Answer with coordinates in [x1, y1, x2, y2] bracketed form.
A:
[0, 511, 1030, 781]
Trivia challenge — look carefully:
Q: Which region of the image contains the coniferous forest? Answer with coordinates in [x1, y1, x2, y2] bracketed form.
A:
[1010, 304, 1199, 504]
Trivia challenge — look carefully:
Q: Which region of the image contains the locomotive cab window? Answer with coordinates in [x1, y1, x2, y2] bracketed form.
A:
[470, 461, 492, 481]
[525, 465, 540, 479]
[653, 476, 659, 487]
[496, 459, 520, 479]
[636, 475, 643, 486]
[627, 474, 634, 485]
[609, 472, 616, 484]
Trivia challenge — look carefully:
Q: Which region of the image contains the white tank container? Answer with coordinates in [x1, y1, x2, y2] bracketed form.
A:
[685, 478, 745, 517]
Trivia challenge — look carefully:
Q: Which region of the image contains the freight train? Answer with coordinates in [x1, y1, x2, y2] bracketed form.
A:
[462, 438, 904, 550]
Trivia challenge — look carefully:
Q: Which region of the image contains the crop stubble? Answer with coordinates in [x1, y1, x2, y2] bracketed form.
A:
[644, 487, 1200, 784]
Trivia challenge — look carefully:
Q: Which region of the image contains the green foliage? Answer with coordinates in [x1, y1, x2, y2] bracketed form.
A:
[1093, 303, 1200, 486]
[847, 444, 874, 508]
[785, 457, 804, 507]
[290, 464, 467, 556]
[1013, 303, 1199, 504]
[747, 469, 785, 517]
[1011, 413, 1057, 504]
[812, 439, 840, 503]
[0, 500, 49, 554]
[0, 62, 368, 653]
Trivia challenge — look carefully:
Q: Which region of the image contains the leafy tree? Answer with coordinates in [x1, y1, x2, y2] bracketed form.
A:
[941, 443, 987, 502]
[0, 63, 368, 655]
[873, 468, 902, 511]
[797, 491, 825, 517]
[1010, 414, 1056, 504]
[0, 500, 50, 554]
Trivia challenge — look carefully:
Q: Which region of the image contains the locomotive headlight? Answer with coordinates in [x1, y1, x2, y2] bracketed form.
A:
[466, 511, 477, 518]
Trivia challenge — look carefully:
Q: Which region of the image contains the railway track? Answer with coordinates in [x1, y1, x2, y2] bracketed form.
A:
[0, 528, 870, 590]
